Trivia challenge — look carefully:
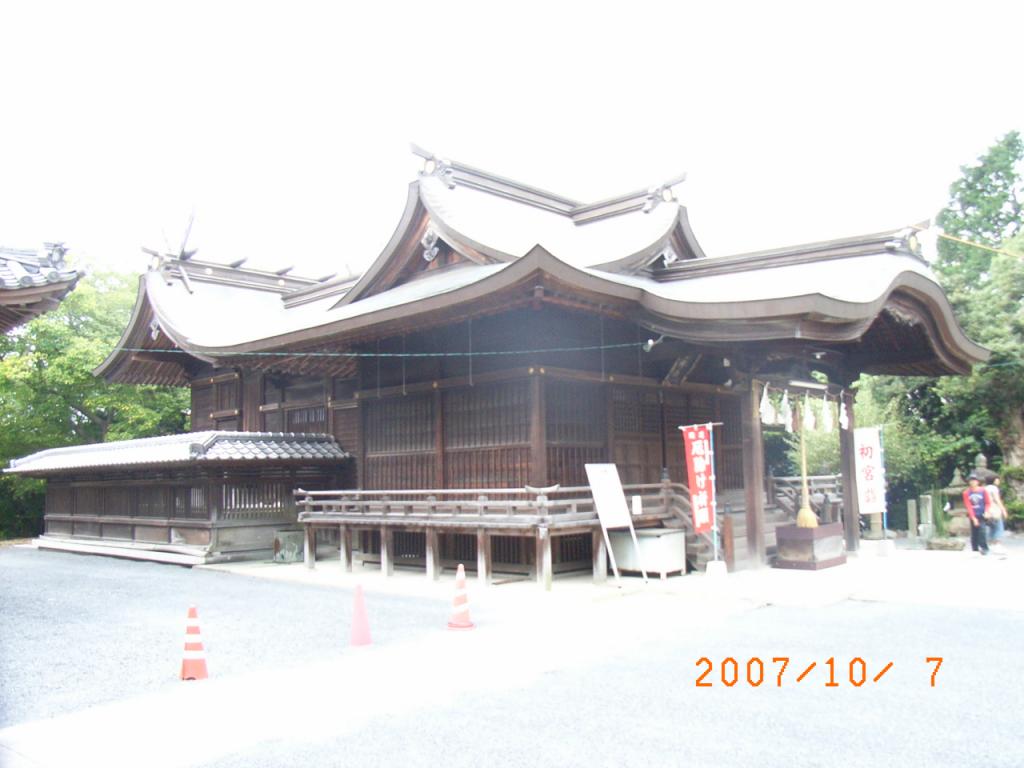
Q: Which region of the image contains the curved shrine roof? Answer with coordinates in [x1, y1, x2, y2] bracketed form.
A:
[95, 156, 988, 383]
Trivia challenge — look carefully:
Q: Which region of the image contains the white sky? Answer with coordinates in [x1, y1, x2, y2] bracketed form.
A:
[2, 1, 1021, 277]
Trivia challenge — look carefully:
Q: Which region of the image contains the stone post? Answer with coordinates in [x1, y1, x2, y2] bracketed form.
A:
[918, 494, 934, 539]
[907, 499, 918, 541]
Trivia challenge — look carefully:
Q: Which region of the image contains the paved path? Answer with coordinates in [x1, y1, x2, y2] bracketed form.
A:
[1, 540, 1022, 767]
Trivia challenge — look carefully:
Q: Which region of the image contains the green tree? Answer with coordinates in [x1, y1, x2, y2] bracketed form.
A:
[0, 269, 189, 537]
[863, 132, 1024, 518]
[935, 130, 1022, 289]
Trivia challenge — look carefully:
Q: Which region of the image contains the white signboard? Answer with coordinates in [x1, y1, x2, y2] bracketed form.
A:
[585, 463, 632, 529]
[585, 463, 648, 585]
[853, 427, 887, 516]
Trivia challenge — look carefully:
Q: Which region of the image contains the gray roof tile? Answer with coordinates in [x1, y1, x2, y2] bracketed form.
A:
[0, 245, 78, 291]
[7, 431, 350, 475]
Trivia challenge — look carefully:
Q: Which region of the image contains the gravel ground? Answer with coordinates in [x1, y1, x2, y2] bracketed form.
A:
[0, 547, 448, 728]
[204, 600, 1024, 768]
[2, 546, 1022, 767]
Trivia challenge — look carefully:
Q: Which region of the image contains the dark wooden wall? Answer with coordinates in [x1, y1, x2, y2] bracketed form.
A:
[185, 306, 744, 491]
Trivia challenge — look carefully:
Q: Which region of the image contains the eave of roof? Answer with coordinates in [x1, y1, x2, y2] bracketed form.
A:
[6, 431, 350, 476]
[0, 245, 81, 332]
[112, 242, 985, 378]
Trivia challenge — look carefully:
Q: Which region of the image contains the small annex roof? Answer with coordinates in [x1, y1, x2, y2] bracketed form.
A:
[6, 431, 349, 476]
[0, 243, 80, 333]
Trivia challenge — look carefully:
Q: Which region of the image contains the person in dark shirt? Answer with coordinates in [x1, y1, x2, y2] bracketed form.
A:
[961, 473, 990, 555]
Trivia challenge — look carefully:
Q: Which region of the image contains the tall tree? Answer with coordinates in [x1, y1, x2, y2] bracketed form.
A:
[0, 269, 189, 537]
[935, 130, 1022, 290]
[873, 133, 1024, 508]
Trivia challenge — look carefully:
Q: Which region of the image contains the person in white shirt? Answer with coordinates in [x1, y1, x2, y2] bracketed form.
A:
[985, 476, 1008, 553]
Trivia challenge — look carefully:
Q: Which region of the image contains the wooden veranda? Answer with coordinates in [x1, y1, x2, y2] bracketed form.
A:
[295, 480, 708, 588]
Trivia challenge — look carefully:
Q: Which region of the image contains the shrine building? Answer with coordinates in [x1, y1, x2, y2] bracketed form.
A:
[7, 152, 986, 581]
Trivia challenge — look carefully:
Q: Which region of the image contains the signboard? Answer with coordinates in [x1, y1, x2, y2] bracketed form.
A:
[585, 463, 648, 585]
[853, 426, 887, 516]
[681, 424, 715, 535]
[584, 463, 632, 529]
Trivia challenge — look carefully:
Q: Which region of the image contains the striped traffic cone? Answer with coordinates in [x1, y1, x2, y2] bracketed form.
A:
[180, 606, 209, 680]
[350, 584, 372, 647]
[447, 563, 475, 630]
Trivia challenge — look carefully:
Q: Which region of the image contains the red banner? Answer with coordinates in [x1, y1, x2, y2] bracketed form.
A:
[681, 424, 715, 534]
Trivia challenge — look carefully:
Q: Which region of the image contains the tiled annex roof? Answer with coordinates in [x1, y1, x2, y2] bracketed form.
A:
[0, 246, 78, 290]
[6, 431, 349, 475]
[0, 244, 80, 332]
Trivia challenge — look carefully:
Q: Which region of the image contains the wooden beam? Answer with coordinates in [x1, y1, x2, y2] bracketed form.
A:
[476, 529, 491, 586]
[425, 528, 440, 580]
[304, 525, 316, 569]
[434, 390, 445, 488]
[380, 526, 394, 576]
[722, 514, 735, 572]
[129, 350, 189, 366]
[242, 370, 262, 431]
[839, 389, 860, 552]
[536, 527, 552, 591]
[529, 375, 547, 487]
[339, 524, 352, 572]
[740, 380, 766, 564]
[592, 528, 607, 584]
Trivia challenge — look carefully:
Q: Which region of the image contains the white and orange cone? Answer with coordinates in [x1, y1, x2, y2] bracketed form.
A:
[350, 584, 372, 647]
[447, 563, 475, 630]
[180, 606, 209, 680]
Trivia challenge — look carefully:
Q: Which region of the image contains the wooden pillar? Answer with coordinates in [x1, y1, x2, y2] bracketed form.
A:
[592, 528, 607, 584]
[241, 371, 263, 431]
[425, 528, 440, 580]
[380, 526, 394, 576]
[839, 389, 860, 552]
[529, 374, 547, 487]
[536, 527, 552, 590]
[304, 525, 316, 569]
[476, 529, 491, 586]
[740, 380, 766, 564]
[339, 525, 352, 572]
[722, 514, 735, 572]
[434, 390, 445, 488]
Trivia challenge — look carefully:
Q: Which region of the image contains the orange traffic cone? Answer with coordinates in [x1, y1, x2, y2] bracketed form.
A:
[350, 584, 372, 647]
[180, 606, 209, 680]
[447, 563, 475, 630]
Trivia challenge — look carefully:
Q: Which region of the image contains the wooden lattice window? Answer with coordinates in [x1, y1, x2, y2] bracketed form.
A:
[612, 387, 661, 435]
[444, 381, 529, 449]
[364, 394, 435, 454]
[546, 380, 605, 445]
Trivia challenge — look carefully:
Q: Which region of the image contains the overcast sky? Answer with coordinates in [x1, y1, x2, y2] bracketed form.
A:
[2, 1, 1021, 277]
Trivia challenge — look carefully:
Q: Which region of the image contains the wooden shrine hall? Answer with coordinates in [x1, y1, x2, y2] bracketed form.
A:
[9, 151, 987, 580]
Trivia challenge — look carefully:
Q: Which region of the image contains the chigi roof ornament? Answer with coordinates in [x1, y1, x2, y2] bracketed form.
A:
[641, 173, 687, 214]
[412, 143, 456, 189]
[409, 143, 689, 227]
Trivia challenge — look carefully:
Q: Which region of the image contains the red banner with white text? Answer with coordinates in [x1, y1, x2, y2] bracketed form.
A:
[681, 424, 715, 535]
